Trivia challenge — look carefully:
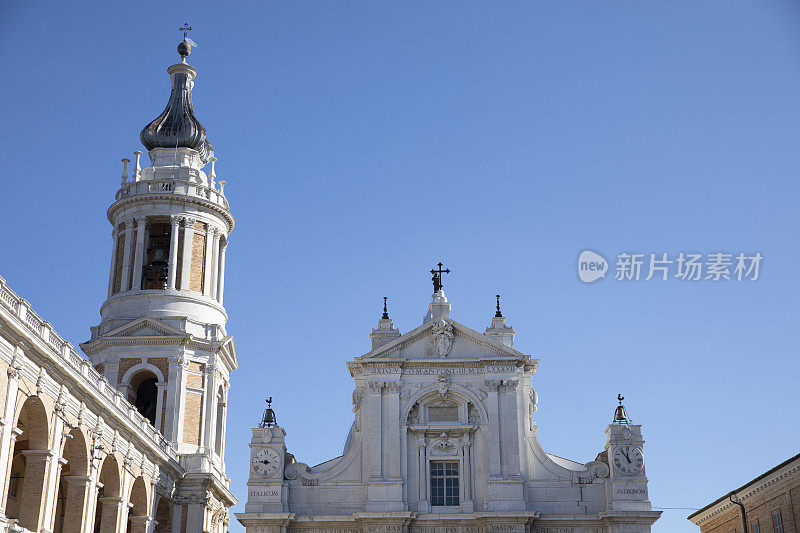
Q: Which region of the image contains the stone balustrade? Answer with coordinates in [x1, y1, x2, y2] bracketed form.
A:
[115, 176, 229, 211]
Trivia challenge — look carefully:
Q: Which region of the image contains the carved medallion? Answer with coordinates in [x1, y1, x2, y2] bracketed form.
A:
[432, 319, 454, 357]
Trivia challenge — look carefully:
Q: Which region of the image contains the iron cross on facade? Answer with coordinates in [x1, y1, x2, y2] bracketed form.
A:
[430, 262, 451, 292]
[180, 22, 193, 38]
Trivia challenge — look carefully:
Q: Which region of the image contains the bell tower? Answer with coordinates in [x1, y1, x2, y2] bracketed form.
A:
[81, 34, 237, 524]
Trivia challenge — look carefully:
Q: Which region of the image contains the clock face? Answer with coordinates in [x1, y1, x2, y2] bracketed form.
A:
[612, 445, 644, 476]
[252, 448, 281, 478]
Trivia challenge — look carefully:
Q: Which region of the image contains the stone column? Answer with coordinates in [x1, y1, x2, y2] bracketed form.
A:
[0, 427, 22, 514]
[216, 239, 227, 305]
[385, 381, 401, 479]
[44, 456, 68, 532]
[167, 216, 180, 290]
[129, 515, 151, 533]
[62, 475, 92, 533]
[367, 381, 383, 480]
[218, 382, 230, 462]
[155, 383, 167, 434]
[417, 435, 427, 505]
[120, 220, 135, 291]
[170, 502, 183, 533]
[18, 449, 53, 531]
[186, 503, 205, 532]
[98, 496, 124, 533]
[41, 414, 65, 529]
[504, 380, 522, 478]
[179, 217, 195, 291]
[461, 435, 474, 512]
[165, 356, 188, 443]
[209, 231, 221, 300]
[0, 356, 22, 513]
[202, 364, 219, 452]
[107, 228, 119, 298]
[131, 217, 147, 291]
[203, 227, 216, 297]
[485, 379, 502, 479]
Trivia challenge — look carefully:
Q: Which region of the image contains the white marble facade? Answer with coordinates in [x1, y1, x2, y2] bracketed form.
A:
[238, 290, 660, 533]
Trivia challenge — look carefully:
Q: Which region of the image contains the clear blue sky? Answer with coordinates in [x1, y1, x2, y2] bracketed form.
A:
[2, 2, 799, 532]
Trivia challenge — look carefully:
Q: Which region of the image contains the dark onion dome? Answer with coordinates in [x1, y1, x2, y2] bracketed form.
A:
[140, 61, 214, 164]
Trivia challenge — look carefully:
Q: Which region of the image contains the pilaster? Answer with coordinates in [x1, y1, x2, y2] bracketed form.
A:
[216, 240, 227, 305]
[120, 220, 135, 291]
[168, 215, 181, 290]
[107, 228, 119, 298]
[131, 217, 147, 291]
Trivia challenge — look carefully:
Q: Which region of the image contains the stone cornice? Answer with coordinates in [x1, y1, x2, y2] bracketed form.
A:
[348, 357, 538, 377]
[108, 189, 235, 232]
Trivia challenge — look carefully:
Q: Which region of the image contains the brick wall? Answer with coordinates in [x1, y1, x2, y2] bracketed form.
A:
[697, 468, 800, 533]
[190, 222, 207, 293]
[182, 392, 203, 446]
[118, 358, 141, 384]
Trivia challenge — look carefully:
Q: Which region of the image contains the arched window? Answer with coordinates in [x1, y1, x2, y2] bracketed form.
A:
[134, 378, 158, 425]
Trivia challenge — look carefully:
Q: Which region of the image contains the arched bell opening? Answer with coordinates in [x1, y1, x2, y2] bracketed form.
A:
[142, 220, 171, 290]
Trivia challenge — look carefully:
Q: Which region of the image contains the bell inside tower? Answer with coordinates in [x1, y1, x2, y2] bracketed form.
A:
[143, 221, 171, 290]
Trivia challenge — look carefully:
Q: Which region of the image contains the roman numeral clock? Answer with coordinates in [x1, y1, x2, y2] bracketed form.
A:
[605, 396, 652, 511]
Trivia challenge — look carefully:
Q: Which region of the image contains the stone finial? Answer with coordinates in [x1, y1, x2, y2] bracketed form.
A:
[371, 296, 400, 350]
[121, 158, 130, 185]
[485, 296, 514, 348]
[133, 151, 142, 181]
[208, 156, 217, 188]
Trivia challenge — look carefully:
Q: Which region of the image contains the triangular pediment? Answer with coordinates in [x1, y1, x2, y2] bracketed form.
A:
[101, 316, 188, 339]
[360, 318, 526, 360]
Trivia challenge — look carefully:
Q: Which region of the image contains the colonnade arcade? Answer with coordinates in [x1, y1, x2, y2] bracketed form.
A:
[1, 392, 155, 533]
[108, 215, 228, 303]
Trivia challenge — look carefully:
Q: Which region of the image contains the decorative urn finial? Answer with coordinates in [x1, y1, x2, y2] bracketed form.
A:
[495, 294, 503, 318]
[382, 297, 390, 320]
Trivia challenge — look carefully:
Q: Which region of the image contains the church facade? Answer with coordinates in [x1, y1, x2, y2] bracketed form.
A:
[0, 38, 235, 532]
[237, 282, 661, 533]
